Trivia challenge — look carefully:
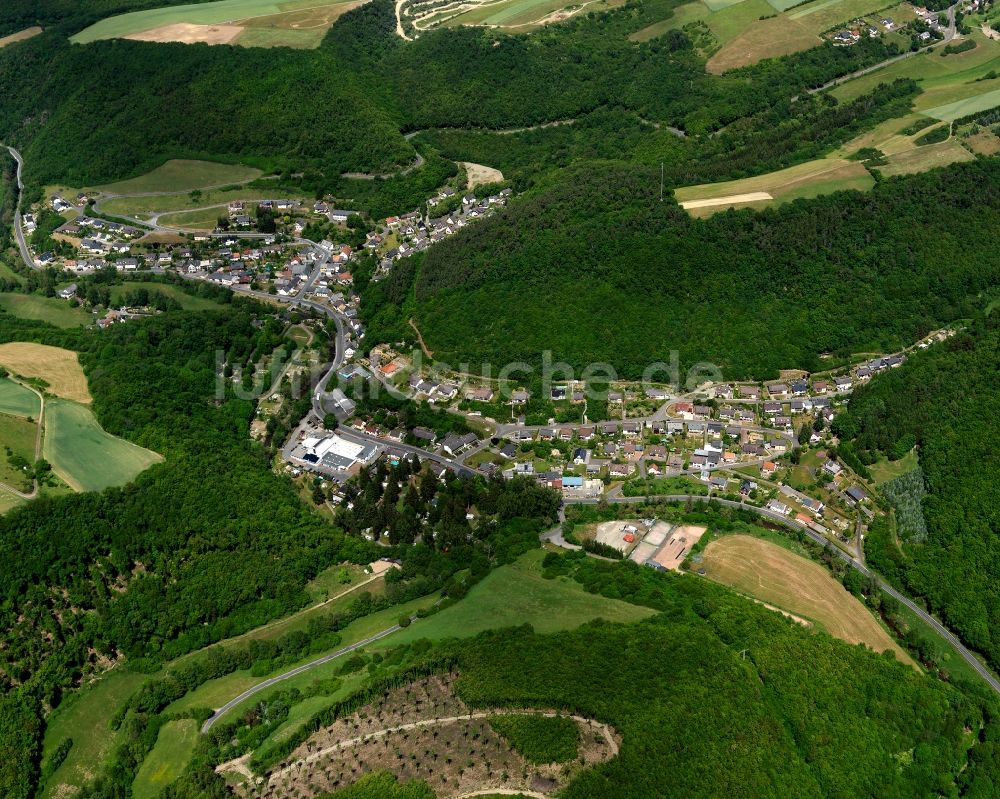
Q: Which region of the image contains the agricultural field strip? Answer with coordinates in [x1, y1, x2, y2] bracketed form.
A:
[260, 710, 618, 780]
[72, 0, 364, 42]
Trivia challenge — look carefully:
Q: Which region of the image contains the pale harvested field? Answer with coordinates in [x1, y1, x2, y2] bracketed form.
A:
[653, 524, 706, 570]
[702, 535, 914, 665]
[0, 26, 43, 48]
[679, 191, 772, 209]
[125, 22, 244, 44]
[0, 343, 91, 404]
[462, 161, 505, 188]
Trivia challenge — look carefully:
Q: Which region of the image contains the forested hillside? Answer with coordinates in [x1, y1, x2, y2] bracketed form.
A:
[835, 315, 1000, 671]
[365, 160, 1000, 379]
[0, 0, 905, 188]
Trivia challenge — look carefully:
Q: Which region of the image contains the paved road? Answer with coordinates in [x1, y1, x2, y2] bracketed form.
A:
[3, 145, 33, 270]
[201, 623, 404, 733]
[560, 493, 1000, 696]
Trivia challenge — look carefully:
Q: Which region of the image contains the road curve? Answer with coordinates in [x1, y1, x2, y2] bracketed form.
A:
[201, 624, 403, 733]
[563, 493, 1000, 696]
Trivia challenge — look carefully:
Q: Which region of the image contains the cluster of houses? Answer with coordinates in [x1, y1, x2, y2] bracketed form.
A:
[371, 187, 513, 280]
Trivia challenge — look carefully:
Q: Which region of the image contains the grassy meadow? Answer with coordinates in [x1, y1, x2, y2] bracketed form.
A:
[132, 720, 199, 799]
[92, 159, 263, 195]
[0, 293, 93, 328]
[109, 282, 227, 312]
[0, 378, 41, 418]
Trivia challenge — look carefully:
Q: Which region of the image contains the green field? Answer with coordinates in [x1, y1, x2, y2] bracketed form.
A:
[92, 159, 263, 195]
[132, 719, 199, 799]
[381, 550, 655, 646]
[72, 0, 362, 47]
[39, 669, 151, 799]
[157, 206, 225, 230]
[924, 85, 1000, 120]
[100, 187, 273, 218]
[109, 282, 227, 311]
[0, 378, 41, 417]
[0, 293, 93, 328]
[42, 399, 163, 492]
[0, 412, 38, 490]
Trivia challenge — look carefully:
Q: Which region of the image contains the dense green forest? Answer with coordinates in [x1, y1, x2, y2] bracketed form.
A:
[0, 0, 908, 191]
[835, 314, 1000, 672]
[363, 159, 1000, 379]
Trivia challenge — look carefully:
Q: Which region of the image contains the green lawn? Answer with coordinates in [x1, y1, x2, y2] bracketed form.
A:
[39, 669, 151, 799]
[132, 719, 199, 799]
[0, 377, 41, 417]
[0, 293, 93, 328]
[91, 159, 263, 194]
[42, 399, 163, 492]
[380, 550, 655, 647]
[109, 282, 226, 312]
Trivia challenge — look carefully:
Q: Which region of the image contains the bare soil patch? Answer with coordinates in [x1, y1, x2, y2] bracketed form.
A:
[652, 524, 706, 570]
[462, 162, 505, 188]
[0, 26, 43, 48]
[234, 675, 618, 798]
[125, 22, 244, 44]
[680, 192, 772, 209]
[0, 343, 91, 404]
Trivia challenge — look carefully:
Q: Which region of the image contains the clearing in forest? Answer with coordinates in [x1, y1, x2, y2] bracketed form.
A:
[462, 161, 505, 188]
[385, 550, 654, 644]
[675, 157, 873, 215]
[700, 534, 914, 665]
[0, 342, 92, 403]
